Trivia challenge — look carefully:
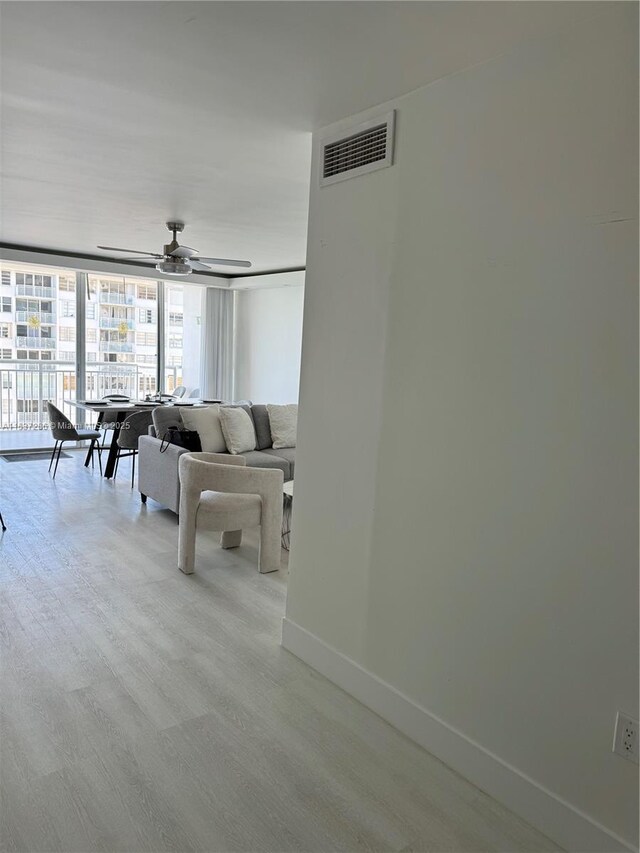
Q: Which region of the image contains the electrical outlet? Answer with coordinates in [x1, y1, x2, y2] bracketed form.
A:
[612, 712, 638, 764]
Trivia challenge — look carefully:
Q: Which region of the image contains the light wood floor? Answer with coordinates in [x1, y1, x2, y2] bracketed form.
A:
[0, 430, 56, 453]
[0, 453, 562, 853]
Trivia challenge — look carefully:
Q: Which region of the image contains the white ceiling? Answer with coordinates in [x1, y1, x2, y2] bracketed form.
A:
[0, 1, 604, 273]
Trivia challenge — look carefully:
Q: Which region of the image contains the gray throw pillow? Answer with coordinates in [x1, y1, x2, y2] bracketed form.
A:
[251, 404, 273, 450]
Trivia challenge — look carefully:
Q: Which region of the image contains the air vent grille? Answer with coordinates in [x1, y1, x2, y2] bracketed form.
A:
[320, 111, 395, 187]
[324, 124, 387, 178]
[1, 271, 10, 287]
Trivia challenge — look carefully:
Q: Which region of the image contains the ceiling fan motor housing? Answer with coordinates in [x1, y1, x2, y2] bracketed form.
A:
[156, 259, 191, 276]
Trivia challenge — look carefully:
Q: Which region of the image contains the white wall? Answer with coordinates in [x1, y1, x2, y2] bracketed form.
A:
[285, 6, 638, 851]
[234, 280, 304, 403]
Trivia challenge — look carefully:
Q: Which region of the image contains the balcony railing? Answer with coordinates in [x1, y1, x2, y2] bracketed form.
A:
[15, 311, 56, 324]
[99, 318, 135, 330]
[0, 359, 179, 435]
[98, 292, 134, 305]
[99, 341, 133, 352]
[15, 284, 55, 298]
[15, 336, 57, 349]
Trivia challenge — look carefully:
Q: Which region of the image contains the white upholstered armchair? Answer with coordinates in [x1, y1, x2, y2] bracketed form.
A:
[177, 452, 284, 575]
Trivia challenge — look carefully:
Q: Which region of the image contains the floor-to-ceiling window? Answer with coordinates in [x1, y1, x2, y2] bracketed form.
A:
[0, 261, 210, 446]
[0, 262, 77, 440]
[86, 274, 159, 400]
[0, 259, 202, 449]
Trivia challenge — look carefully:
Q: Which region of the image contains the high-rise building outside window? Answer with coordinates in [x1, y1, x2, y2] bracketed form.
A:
[86, 273, 159, 399]
[0, 260, 75, 428]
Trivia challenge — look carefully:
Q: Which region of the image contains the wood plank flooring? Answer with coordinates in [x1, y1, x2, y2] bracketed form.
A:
[0, 453, 562, 853]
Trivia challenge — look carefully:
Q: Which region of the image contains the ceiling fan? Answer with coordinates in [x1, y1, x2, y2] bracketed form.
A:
[97, 222, 251, 276]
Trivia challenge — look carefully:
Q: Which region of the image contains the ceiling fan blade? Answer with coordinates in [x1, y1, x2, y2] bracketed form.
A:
[97, 245, 162, 257]
[188, 260, 214, 272]
[169, 246, 198, 258]
[116, 256, 161, 262]
[195, 257, 252, 268]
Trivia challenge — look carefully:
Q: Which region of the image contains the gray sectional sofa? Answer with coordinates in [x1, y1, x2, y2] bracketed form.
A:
[138, 403, 295, 514]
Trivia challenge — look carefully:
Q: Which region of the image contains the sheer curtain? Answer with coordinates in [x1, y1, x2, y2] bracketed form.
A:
[200, 287, 234, 401]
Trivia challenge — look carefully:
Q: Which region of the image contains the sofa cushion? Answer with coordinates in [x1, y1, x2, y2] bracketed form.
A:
[251, 404, 273, 450]
[261, 447, 295, 479]
[241, 450, 291, 480]
[179, 405, 226, 453]
[267, 403, 297, 448]
[220, 403, 254, 424]
[152, 405, 184, 438]
[219, 406, 257, 454]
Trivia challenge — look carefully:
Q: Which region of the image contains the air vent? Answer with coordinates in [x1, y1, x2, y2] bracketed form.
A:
[320, 111, 395, 187]
[1, 271, 10, 287]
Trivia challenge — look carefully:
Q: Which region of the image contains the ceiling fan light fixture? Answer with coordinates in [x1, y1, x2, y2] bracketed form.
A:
[156, 259, 191, 276]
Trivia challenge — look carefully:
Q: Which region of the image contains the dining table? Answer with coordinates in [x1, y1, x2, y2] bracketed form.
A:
[63, 399, 165, 479]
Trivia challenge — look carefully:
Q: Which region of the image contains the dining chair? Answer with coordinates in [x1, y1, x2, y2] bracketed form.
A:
[46, 402, 102, 479]
[178, 451, 283, 575]
[172, 385, 187, 398]
[114, 410, 154, 487]
[188, 387, 201, 398]
[99, 394, 131, 446]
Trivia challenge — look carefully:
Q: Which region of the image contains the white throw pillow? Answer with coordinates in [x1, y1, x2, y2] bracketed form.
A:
[219, 406, 257, 455]
[267, 404, 297, 449]
[179, 405, 227, 453]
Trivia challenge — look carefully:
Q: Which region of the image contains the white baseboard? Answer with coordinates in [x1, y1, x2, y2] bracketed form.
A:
[281, 617, 636, 853]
